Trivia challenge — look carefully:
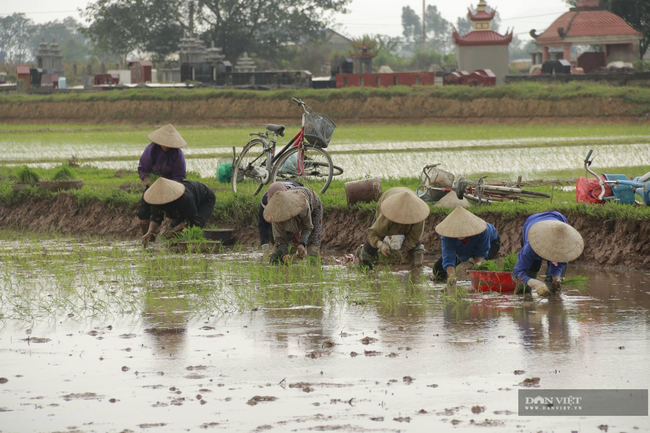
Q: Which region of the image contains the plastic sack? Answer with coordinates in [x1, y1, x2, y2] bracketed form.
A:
[576, 176, 613, 204]
[216, 162, 234, 183]
[279, 153, 299, 175]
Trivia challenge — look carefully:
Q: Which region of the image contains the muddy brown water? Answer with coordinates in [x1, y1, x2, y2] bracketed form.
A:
[0, 241, 648, 432]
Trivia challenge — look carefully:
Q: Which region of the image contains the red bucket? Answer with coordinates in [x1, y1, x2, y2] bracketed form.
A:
[467, 270, 517, 292]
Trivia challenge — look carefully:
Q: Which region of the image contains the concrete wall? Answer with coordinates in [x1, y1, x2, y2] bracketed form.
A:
[606, 42, 640, 64]
[457, 45, 509, 85]
[336, 72, 436, 88]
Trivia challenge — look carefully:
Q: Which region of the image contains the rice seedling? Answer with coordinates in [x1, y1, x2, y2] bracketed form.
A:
[0, 235, 442, 322]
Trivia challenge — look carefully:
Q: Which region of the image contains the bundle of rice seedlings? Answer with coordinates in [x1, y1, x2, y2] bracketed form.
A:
[501, 251, 519, 273]
[561, 275, 589, 291]
[473, 260, 499, 271]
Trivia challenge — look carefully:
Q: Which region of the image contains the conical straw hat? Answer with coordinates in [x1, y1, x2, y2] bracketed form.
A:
[380, 191, 430, 224]
[147, 124, 187, 149]
[435, 191, 471, 209]
[263, 190, 307, 223]
[435, 206, 487, 238]
[143, 177, 186, 205]
[528, 220, 584, 262]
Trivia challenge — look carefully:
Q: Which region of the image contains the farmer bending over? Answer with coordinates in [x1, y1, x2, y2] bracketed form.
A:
[512, 211, 584, 297]
[433, 207, 501, 286]
[358, 187, 429, 268]
[264, 185, 323, 264]
[137, 124, 187, 240]
[142, 178, 216, 244]
[258, 180, 303, 249]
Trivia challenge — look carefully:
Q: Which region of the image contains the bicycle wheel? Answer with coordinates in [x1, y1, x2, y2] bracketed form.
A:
[271, 145, 334, 194]
[232, 139, 269, 196]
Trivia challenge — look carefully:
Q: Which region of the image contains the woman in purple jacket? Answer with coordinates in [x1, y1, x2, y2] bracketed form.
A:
[137, 124, 187, 238]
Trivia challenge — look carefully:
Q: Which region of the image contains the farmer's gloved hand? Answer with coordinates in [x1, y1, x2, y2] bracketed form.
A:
[377, 241, 392, 257]
[297, 244, 307, 258]
[261, 243, 269, 250]
[282, 254, 293, 264]
[528, 279, 551, 297]
[446, 274, 457, 287]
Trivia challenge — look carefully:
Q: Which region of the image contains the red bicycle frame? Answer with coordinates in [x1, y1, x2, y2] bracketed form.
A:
[273, 127, 306, 175]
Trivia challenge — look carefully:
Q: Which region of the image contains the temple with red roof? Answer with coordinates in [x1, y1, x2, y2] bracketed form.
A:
[531, 0, 642, 70]
[452, 0, 513, 84]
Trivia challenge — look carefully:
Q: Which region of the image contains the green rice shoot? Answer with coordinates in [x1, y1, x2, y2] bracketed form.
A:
[562, 275, 589, 291]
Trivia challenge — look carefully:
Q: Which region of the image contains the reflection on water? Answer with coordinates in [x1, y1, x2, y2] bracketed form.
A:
[0, 239, 648, 432]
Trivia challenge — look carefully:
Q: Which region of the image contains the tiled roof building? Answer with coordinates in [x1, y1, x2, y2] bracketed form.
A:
[531, 0, 642, 68]
[452, 0, 513, 84]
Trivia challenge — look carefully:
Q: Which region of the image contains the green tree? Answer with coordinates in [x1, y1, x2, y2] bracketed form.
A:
[402, 6, 422, 43]
[198, 0, 350, 60]
[31, 18, 91, 62]
[82, 0, 187, 62]
[401, 5, 453, 53]
[0, 13, 35, 63]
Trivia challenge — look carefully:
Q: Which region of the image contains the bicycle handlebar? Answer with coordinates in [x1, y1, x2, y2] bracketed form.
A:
[583, 149, 607, 200]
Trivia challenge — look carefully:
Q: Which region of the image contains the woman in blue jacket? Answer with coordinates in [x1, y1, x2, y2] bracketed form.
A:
[511, 211, 584, 296]
[433, 207, 501, 286]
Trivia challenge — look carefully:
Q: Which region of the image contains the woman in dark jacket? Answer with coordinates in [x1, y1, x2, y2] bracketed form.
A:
[141, 178, 216, 244]
[137, 124, 187, 238]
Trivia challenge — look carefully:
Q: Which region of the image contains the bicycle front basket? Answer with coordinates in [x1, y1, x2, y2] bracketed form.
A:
[304, 113, 336, 148]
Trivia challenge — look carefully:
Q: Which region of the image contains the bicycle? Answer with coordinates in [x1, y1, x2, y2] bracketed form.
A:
[416, 164, 550, 205]
[231, 98, 343, 195]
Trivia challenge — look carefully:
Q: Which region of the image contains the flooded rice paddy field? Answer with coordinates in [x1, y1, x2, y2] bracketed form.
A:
[7, 142, 650, 182]
[0, 238, 648, 432]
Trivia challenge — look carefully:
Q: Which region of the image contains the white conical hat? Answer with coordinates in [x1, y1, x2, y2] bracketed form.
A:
[263, 190, 307, 223]
[143, 177, 185, 205]
[528, 220, 584, 262]
[147, 124, 187, 148]
[380, 190, 430, 224]
[435, 206, 487, 238]
[435, 191, 471, 209]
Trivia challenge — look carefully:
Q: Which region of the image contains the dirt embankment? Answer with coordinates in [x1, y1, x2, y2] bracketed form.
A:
[1, 194, 649, 270]
[0, 96, 646, 124]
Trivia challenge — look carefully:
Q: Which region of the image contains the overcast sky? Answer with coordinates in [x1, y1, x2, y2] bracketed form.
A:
[1, 0, 570, 42]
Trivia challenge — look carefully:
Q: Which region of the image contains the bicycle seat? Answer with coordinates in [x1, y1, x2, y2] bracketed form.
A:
[266, 124, 285, 137]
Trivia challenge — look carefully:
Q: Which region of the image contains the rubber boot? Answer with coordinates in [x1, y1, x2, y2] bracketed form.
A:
[140, 220, 155, 242]
[357, 244, 377, 269]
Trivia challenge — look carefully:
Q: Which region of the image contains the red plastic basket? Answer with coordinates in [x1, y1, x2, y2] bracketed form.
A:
[467, 270, 517, 292]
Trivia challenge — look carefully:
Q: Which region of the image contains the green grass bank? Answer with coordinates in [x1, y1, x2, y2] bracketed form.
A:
[2, 83, 650, 124]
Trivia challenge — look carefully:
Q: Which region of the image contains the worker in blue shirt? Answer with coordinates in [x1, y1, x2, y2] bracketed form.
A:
[512, 211, 584, 297]
[433, 207, 501, 286]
